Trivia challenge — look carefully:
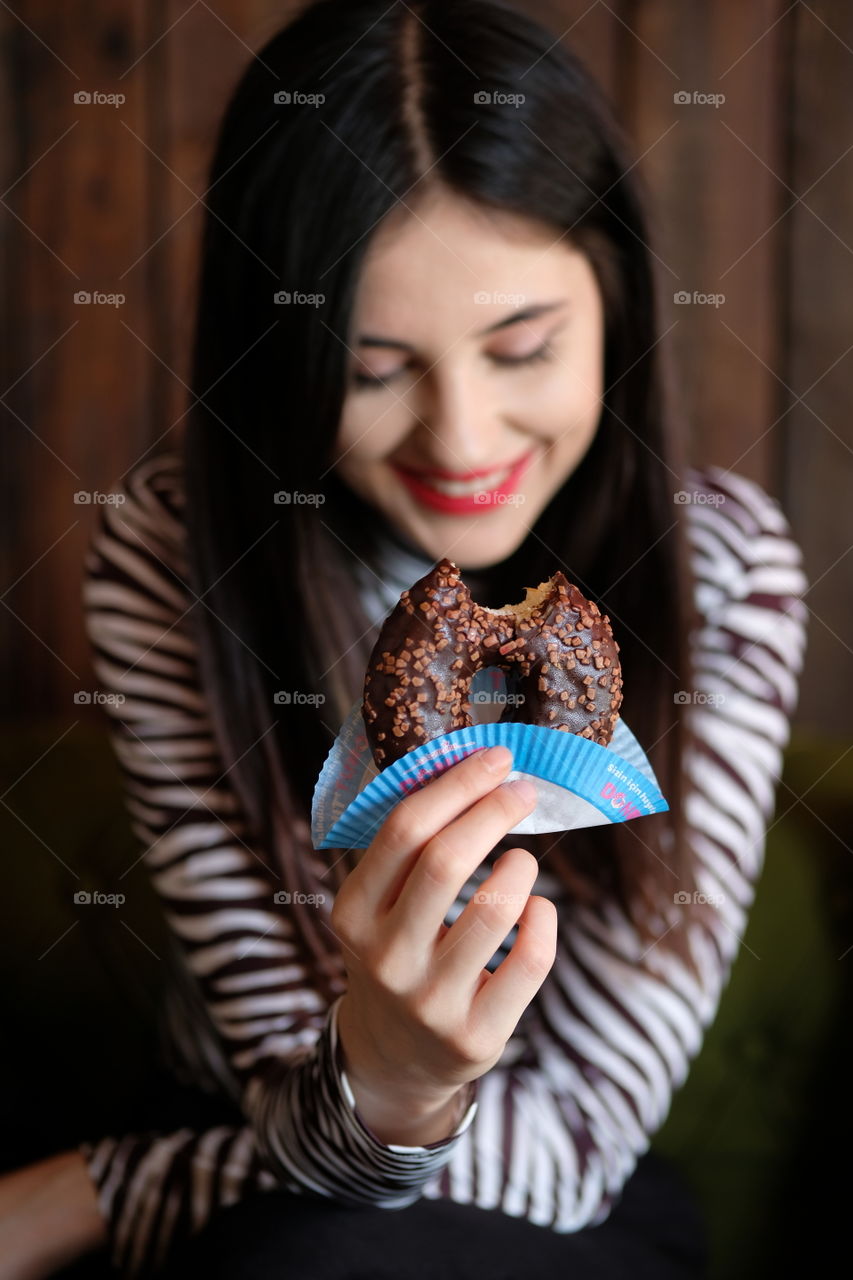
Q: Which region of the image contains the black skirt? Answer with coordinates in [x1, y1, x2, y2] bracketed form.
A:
[160, 1148, 708, 1279]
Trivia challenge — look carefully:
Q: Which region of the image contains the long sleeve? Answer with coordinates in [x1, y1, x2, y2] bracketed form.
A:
[78, 1125, 276, 1278]
[79, 451, 808, 1260]
[413, 466, 809, 1229]
[78, 454, 477, 1275]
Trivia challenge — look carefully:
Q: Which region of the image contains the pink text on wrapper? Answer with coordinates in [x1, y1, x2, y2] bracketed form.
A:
[334, 733, 368, 792]
[604, 760, 657, 816]
[600, 780, 643, 820]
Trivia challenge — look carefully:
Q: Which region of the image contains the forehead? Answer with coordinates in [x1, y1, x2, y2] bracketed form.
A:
[353, 189, 595, 335]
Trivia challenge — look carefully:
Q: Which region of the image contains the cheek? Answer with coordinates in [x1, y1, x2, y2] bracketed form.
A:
[566, 323, 605, 409]
[532, 348, 604, 444]
[334, 397, 408, 467]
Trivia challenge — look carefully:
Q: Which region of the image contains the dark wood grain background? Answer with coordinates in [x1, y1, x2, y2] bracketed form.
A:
[2, 0, 851, 738]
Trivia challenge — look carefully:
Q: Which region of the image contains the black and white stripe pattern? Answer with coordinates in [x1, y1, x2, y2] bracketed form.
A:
[77, 454, 807, 1273]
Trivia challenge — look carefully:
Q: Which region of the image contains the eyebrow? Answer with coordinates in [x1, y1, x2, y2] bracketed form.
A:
[358, 299, 568, 350]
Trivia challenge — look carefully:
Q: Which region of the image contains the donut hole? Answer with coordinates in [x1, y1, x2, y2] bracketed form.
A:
[468, 666, 526, 726]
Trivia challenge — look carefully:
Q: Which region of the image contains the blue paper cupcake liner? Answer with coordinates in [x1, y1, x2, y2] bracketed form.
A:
[312, 695, 668, 850]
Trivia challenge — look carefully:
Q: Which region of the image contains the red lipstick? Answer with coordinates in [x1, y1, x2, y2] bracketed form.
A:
[390, 449, 535, 514]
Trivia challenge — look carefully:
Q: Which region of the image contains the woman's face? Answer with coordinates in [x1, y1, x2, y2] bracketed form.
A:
[332, 190, 605, 569]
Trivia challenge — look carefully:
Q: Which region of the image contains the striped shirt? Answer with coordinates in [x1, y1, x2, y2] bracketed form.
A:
[78, 451, 807, 1275]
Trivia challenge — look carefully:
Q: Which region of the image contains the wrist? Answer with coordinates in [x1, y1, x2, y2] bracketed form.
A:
[342, 1069, 472, 1147]
[332, 997, 474, 1146]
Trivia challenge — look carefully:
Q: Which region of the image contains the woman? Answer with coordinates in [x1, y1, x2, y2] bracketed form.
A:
[3, 0, 807, 1276]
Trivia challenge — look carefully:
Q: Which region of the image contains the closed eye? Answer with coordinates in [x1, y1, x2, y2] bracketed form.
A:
[352, 344, 554, 389]
[352, 367, 410, 389]
[488, 344, 553, 368]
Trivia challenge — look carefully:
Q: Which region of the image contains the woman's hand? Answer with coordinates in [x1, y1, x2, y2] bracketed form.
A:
[331, 744, 557, 1142]
[0, 1150, 106, 1280]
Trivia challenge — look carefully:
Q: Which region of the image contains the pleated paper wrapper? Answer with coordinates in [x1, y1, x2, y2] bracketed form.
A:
[311, 670, 668, 850]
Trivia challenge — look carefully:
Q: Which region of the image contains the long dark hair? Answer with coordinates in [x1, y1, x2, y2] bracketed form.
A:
[183, 0, 710, 992]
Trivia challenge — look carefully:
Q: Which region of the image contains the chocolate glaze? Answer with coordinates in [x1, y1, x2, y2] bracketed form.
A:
[362, 558, 623, 769]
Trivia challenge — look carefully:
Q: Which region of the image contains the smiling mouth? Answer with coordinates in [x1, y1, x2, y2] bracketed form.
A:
[391, 450, 532, 488]
[405, 463, 515, 497]
[389, 450, 536, 513]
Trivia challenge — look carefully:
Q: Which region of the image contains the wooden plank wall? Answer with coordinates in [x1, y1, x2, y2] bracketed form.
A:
[2, 0, 851, 737]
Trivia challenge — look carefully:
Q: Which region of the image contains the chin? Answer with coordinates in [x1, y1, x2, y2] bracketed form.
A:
[405, 513, 534, 571]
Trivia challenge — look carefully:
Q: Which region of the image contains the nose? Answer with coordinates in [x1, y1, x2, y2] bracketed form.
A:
[410, 365, 510, 473]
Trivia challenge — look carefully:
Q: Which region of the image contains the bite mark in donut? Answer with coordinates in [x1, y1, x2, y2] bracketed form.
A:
[362, 558, 623, 769]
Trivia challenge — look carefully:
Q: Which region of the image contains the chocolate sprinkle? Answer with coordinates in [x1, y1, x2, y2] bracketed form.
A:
[362, 558, 623, 768]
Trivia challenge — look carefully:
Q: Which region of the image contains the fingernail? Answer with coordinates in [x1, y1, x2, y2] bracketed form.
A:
[507, 778, 537, 805]
[481, 745, 512, 773]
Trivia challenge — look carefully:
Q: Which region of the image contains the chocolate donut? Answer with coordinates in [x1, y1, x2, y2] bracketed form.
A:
[362, 558, 622, 769]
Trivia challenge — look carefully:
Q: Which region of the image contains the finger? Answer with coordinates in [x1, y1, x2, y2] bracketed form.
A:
[470, 895, 558, 1045]
[348, 745, 515, 920]
[431, 847, 540, 991]
[387, 780, 537, 956]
